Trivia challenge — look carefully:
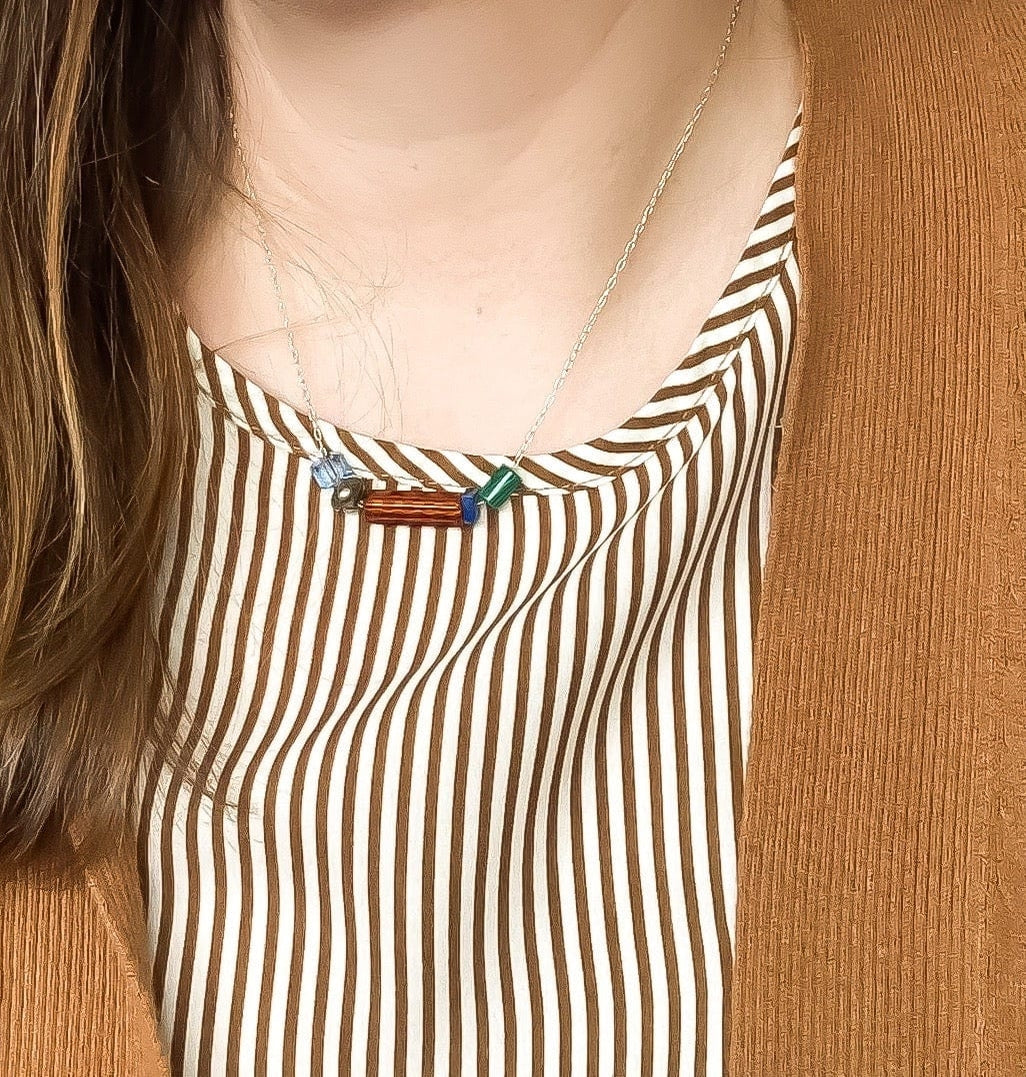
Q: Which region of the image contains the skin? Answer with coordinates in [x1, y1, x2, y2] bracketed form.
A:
[180, 0, 803, 456]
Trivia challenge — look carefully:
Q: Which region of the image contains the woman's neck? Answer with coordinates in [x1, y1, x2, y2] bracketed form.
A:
[187, 0, 801, 455]
[223, 0, 738, 235]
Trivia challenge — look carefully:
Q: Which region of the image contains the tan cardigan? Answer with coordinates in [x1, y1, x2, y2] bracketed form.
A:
[2, 0, 1024, 1073]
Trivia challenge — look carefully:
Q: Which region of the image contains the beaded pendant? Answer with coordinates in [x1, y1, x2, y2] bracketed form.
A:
[234, 0, 744, 533]
[310, 452, 522, 527]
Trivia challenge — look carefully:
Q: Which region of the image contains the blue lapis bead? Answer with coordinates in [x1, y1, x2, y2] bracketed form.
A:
[460, 491, 481, 526]
[310, 452, 355, 489]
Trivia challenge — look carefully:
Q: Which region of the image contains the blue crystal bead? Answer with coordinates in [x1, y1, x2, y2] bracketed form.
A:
[310, 452, 355, 489]
[460, 491, 480, 526]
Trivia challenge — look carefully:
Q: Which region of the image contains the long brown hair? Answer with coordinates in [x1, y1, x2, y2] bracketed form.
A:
[0, 0, 230, 864]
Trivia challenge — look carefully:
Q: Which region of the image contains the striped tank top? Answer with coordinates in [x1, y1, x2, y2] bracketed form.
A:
[135, 108, 802, 1076]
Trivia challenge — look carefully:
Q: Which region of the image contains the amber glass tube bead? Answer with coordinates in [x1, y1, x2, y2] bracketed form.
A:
[361, 489, 467, 527]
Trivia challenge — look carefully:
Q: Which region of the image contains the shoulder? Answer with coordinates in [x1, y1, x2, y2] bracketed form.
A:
[790, 0, 1022, 86]
[791, 0, 1022, 204]
[0, 851, 168, 1074]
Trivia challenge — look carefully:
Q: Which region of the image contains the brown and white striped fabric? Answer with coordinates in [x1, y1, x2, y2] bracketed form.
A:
[133, 108, 802, 1076]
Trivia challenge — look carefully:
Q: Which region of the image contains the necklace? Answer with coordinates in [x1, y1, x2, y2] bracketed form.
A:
[229, 0, 744, 527]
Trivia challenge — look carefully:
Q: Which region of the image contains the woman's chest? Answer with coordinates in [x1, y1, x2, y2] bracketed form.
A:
[132, 145, 798, 1071]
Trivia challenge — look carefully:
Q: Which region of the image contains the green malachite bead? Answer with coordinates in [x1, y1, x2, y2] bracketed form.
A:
[476, 464, 523, 508]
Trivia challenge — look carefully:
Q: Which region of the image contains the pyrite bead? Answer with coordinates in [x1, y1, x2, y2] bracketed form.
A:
[362, 489, 465, 527]
[331, 476, 369, 512]
[476, 465, 523, 508]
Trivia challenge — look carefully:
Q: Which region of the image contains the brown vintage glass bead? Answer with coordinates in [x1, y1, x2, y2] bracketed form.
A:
[361, 489, 465, 527]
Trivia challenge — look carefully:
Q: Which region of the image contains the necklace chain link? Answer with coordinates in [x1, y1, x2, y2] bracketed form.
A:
[229, 0, 744, 469]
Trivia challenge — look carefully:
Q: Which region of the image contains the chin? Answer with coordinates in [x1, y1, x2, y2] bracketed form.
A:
[258, 0, 435, 23]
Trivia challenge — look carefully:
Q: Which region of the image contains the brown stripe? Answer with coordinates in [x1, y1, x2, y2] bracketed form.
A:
[360, 526, 426, 1075]
[188, 430, 269, 1069]
[571, 481, 634, 1075]
[306, 511, 375, 1075]
[159, 410, 236, 1072]
[724, 328, 773, 845]
[336, 522, 401, 1069]
[447, 504, 526, 1073]
[543, 488, 606, 1076]
[250, 475, 325, 1072]
[134, 422, 204, 929]
[386, 526, 463, 1073]
[414, 521, 486, 1074]
[525, 497, 585, 1075]
[279, 489, 352, 1072]
[219, 446, 299, 1076]
[503, 495, 585, 1068]
[694, 377, 751, 1069]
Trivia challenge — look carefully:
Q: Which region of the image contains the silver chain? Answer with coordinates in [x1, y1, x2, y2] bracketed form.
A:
[229, 121, 332, 459]
[229, 0, 744, 467]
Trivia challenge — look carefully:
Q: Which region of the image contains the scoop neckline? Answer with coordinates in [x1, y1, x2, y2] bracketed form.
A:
[189, 105, 801, 495]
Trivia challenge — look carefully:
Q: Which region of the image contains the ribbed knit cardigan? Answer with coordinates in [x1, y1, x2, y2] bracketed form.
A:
[2, 0, 1024, 1073]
